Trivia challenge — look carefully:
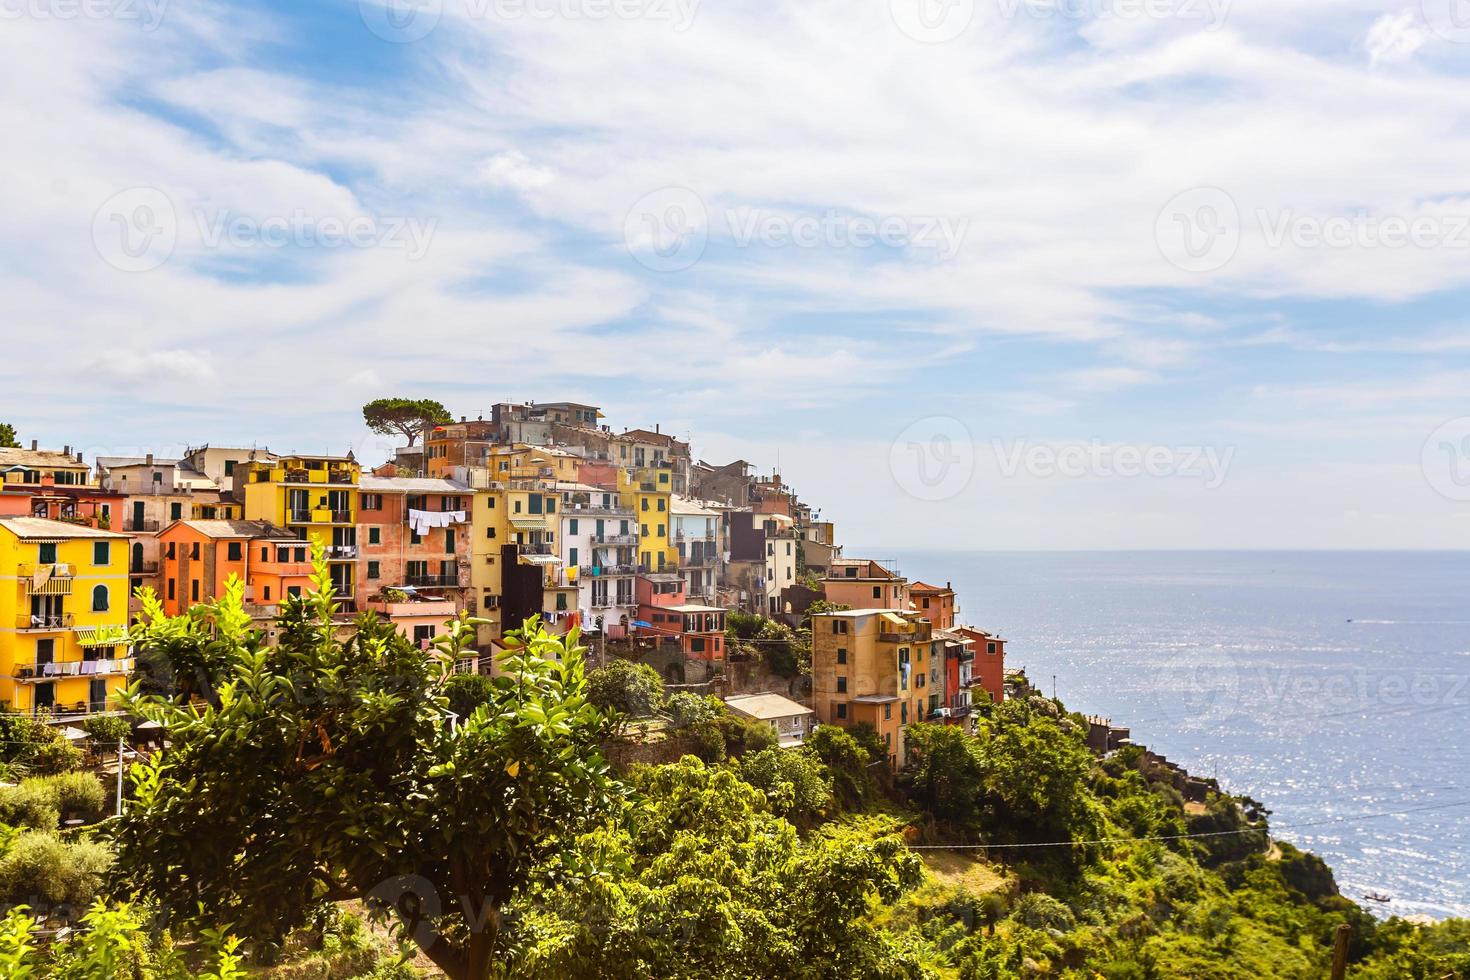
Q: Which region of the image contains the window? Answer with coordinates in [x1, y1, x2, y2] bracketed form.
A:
[152, 471, 163, 483]
[691, 637, 705, 653]
[260, 547, 268, 561]
[486, 527, 496, 538]
[514, 499, 522, 513]
[988, 642, 997, 655]
[884, 704, 892, 721]
[410, 530, 422, 546]
[872, 586, 881, 599]
[657, 524, 665, 537]
[917, 673, 925, 689]
[831, 619, 848, 635]
[569, 518, 578, 535]
[413, 625, 434, 645]
[641, 524, 649, 536]
[657, 498, 665, 512]
[836, 647, 847, 664]
[224, 541, 241, 561]
[224, 460, 236, 476]
[556, 592, 568, 611]
[93, 542, 110, 566]
[263, 586, 271, 601]
[368, 527, 381, 545]
[922, 597, 930, 608]
[445, 528, 456, 553]
[836, 703, 848, 719]
[189, 542, 199, 560]
[545, 497, 556, 513]
[569, 547, 578, 567]
[92, 585, 109, 611]
[836, 676, 847, 693]
[191, 580, 200, 601]
[441, 496, 462, 511]
[367, 561, 380, 580]
[38, 543, 56, 564]
[167, 579, 175, 600]
[901, 703, 909, 723]
[166, 542, 176, 559]
[288, 586, 302, 598]
[360, 493, 383, 510]
[170, 502, 182, 520]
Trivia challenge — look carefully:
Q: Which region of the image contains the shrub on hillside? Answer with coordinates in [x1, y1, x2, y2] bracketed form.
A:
[0, 715, 81, 775]
[0, 831, 112, 907]
[735, 746, 832, 822]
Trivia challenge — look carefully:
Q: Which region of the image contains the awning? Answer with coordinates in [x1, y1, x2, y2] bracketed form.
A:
[509, 518, 546, 531]
[75, 627, 128, 647]
[518, 553, 561, 566]
[632, 619, 653, 628]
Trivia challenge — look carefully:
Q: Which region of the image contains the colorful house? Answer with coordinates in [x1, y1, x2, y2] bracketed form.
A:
[810, 608, 935, 769]
[910, 581, 958, 630]
[241, 454, 361, 600]
[619, 466, 675, 573]
[823, 558, 910, 611]
[555, 483, 637, 639]
[634, 574, 725, 662]
[0, 517, 131, 717]
[670, 495, 721, 603]
[955, 626, 1006, 706]
[356, 476, 470, 604]
[156, 518, 316, 617]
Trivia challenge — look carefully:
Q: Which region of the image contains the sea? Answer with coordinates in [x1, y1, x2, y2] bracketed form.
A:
[868, 549, 1470, 920]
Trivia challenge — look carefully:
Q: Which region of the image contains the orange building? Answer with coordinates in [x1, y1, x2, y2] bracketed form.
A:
[823, 558, 910, 611]
[910, 581, 957, 630]
[634, 574, 725, 661]
[157, 520, 314, 616]
[955, 626, 1006, 706]
[356, 476, 470, 604]
[810, 608, 935, 769]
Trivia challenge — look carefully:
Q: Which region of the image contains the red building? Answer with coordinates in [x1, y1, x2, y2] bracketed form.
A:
[635, 574, 726, 661]
[955, 626, 1006, 706]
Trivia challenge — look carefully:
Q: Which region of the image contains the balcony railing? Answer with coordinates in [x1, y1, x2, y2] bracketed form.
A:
[580, 564, 637, 577]
[404, 574, 461, 588]
[326, 545, 358, 560]
[124, 518, 161, 532]
[130, 560, 160, 574]
[14, 658, 133, 680]
[518, 543, 553, 556]
[682, 554, 719, 567]
[591, 534, 637, 546]
[16, 613, 74, 631]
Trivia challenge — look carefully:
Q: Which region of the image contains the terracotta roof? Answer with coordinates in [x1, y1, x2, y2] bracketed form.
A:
[910, 581, 953, 595]
[724, 693, 814, 721]
[0, 517, 126, 540]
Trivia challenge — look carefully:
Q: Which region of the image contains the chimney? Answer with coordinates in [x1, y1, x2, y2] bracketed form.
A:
[146, 453, 154, 466]
[30, 440, 38, 451]
[63, 445, 70, 456]
[655, 423, 660, 434]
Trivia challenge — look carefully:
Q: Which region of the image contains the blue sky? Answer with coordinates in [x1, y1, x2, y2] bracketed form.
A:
[5, 0, 1470, 548]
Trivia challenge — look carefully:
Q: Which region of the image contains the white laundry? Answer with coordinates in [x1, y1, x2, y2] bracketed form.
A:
[408, 509, 465, 536]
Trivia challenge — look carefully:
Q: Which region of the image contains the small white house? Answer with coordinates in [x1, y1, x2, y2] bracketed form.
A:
[724, 692, 816, 748]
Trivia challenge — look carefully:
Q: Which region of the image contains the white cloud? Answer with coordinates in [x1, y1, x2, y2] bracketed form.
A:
[1364, 10, 1427, 66]
[478, 151, 555, 192]
[90, 350, 217, 383]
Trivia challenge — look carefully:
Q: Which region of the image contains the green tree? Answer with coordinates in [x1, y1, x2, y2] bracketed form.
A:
[0, 423, 17, 449]
[902, 722, 988, 829]
[362, 398, 453, 447]
[804, 724, 874, 810]
[0, 715, 81, 777]
[734, 746, 832, 823]
[586, 658, 664, 721]
[110, 556, 618, 980]
[505, 757, 927, 977]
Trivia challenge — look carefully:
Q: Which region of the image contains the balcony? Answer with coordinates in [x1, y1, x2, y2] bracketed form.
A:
[16, 612, 74, 631]
[580, 563, 636, 577]
[124, 518, 161, 532]
[404, 574, 461, 588]
[591, 534, 637, 546]
[18, 564, 74, 596]
[130, 560, 160, 574]
[13, 658, 134, 681]
[518, 543, 553, 556]
[682, 554, 719, 567]
[326, 545, 358, 560]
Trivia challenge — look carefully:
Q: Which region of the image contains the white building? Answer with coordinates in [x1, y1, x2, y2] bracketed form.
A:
[670, 494, 721, 602]
[556, 483, 638, 639]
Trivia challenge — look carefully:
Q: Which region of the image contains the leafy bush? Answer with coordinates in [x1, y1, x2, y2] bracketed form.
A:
[29, 773, 106, 822]
[80, 715, 130, 746]
[664, 691, 721, 729]
[1011, 893, 1076, 932]
[0, 831, 112, 907]
[0, 784, 59, 831]
[805, 724, 874, 809]
[442, 672, 495, 719]
[735, 746, 832, 822]
[587, 659, 664, 718]
[715, 712, 778, 757]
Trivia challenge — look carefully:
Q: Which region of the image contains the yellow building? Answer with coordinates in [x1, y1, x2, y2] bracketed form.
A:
[468, 480, 568, 645]
[241, 454, 361, 598]
[0, 517, 131, 716]
[483, 444, 581, 484]
[810, 608, 935, 770]
[619, 466, 676, 572]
